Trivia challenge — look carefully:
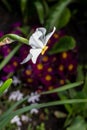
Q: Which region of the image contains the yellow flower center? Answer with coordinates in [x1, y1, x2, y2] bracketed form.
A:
[53, 33, 59, 39]
[42, 56, 48, 62]
[13, 61, 18, 67]
[27, 78, 33, 83]
[60, 79, 65, 85]
[47, 67, 52, 72]
[68, 64, 73, 71]
[48, 86, 53, 90]
[25, 70, 32, 75]
[62, 52, 67, 59]
[37, 63, 43, 70]
[45, 75, 52, 81]
[59, 65, 64, 71]
[41, 46, 48, 55]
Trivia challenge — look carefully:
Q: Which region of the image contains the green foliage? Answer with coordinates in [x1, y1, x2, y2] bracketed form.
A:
[0, 1, 87, 130]
[0, 34, 29, 70]
[58, 64, 87, 129]
[34, 1, 45, 24]
[1, 0, 12, 12]
[0, 79, 12, 97]
[49, 36, 76, 54]
[57, 7, 71, 29]
[36, 123, 45, 130]
[0, 81, 86, 129]
[67, 116, 87, 130]
[20, 0, 28, 15]
[45, 0, 72, 30]
[41, 81, 83, 95]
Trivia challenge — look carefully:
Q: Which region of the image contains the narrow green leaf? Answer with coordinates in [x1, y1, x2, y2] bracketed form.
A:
[42, 0, 49, 16]
[0, 44, 21, 70]
[2, 0, 12, 12]
[34, 1, 44, 24]
[0, 79, 12, 97]
[76, 65, 84, 81]
[41, 81, 83, 95]
[1, 98, 87, 129]
[20, 0, 27, 14]
[49, 36, 76, 54]
[83, 74, 87, 93]
[0, 96, 28, 121]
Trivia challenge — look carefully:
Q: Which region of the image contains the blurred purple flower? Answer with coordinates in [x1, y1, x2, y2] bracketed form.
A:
[3, 57, 20, 73]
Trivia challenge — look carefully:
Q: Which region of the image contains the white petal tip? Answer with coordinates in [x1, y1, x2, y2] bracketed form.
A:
[20, 59, 28, 64]
[53, 26, 56, 31]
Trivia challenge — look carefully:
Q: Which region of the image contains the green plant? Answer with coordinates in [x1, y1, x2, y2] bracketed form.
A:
[1, 81, 87, 129]
[0, 79, 12, 97]
[57, 64, 87, 130]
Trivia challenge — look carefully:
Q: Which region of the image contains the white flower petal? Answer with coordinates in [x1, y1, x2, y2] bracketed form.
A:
[20, 53, 32, 64]
[29, 31, 43, 48]
[44, 26, 56, 45]
[28, 92, 40, 103]
[21, 115, 29, 122]
[13, 76, 21, 86]
[30, 108, 39, 114]
[36, 27, 46, 36]
[11, 115, 22, 126]
[30, 49, 42, 64]
[21, 27, 56, 64]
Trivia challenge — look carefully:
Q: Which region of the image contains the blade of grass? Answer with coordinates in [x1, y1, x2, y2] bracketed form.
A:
[41, 81, 83, 95]
[0, 96, 28, 121]
[0, 98, 87, 129]
[0, 44, 21, 70]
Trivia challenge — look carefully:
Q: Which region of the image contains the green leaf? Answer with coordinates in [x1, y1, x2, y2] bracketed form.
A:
[49, 36, 76, 54]
[45, 0, 72, 30]
[76, 65, 84, 82]
[20, 0, 27, 14]
[42, 0, 49, 16]
[0, 79, 12, 97]
[34, 1, 44, 24]
[0, 44, 21, 70]
[0, 96, 28, 121]
[57, 8, 71, 29]
[83, 74, 87, 93]
[58, 92, 73, 114]
[2, 0, 12, 12]
[1, 97, 87, 129]
[1, 98, 87, 129]
[67, 116, 87, 130]
[41, 81, 83, 95]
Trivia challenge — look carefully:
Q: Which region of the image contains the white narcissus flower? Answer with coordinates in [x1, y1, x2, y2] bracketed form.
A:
[21, 27, 56, 64]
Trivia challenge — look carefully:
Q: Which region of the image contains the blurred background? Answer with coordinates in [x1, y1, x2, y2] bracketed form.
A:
[0, 0, 87, 130]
